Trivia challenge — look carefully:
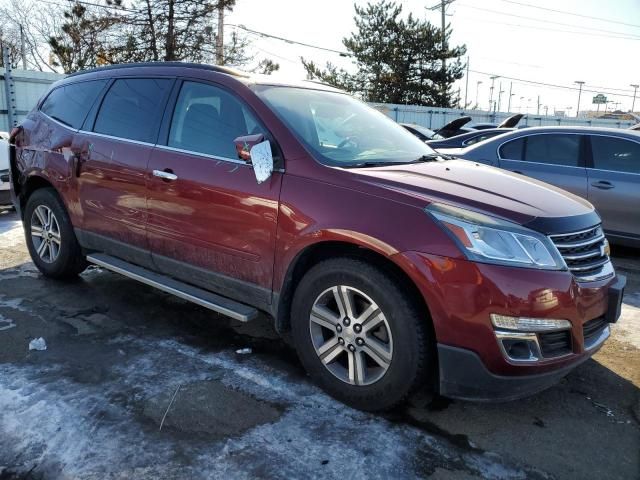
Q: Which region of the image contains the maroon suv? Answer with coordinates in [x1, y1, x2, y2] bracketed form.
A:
[9, 63, 625, 411]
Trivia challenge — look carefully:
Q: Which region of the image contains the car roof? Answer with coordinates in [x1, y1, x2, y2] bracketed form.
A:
[62, 61, 343, 93]
[458, 125, 640, 152]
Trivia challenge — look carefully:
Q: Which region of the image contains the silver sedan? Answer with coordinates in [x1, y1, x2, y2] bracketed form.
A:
[437, 126, 640, 247]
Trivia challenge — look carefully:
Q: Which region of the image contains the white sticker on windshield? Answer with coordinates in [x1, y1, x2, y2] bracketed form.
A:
[250, 140, 274, 184]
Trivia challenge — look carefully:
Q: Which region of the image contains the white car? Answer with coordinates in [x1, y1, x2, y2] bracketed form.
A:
[0, 131, 11, 205]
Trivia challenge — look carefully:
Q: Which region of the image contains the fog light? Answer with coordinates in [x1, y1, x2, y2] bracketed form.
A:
[491, 314, 571, 332]
[494, 331, 541, 362]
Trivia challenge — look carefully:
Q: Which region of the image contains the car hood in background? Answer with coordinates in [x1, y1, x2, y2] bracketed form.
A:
[350, 159, 599, 234]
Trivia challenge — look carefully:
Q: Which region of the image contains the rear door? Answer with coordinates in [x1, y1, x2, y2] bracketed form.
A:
[74, 77, 173, 268]
[497, 133, 588, 199]
[587, 135, 640, 240]
[146, 79, 283, 308]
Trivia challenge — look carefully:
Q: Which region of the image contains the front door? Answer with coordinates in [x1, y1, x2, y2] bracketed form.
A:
[75, 77, 173, 268]
[146, 80, 282, 308]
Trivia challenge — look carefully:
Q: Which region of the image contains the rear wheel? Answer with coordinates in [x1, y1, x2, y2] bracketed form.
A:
[24, 188, 87, 278]
[291, 257, 432, 411]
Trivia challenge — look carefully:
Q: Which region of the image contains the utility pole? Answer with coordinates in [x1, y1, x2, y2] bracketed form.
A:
[427, 1, 455, 103]
[475, 80, 482, 109]
[537, 95, 541, 115]
[19, 24, 26, 70]
[630, 84, 638, 112]
[216, 4, 224, 65]
[507, 82, 513, 112]
[440, 1, 446, 98]
[497, 82, 503, 113]
[463, 56, 469, 110]
[544, 105, 549, 116]
[574, 80, 585, 117]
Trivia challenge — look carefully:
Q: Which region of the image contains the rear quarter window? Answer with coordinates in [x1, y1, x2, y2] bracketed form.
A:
[499, 137, 525, 160]
[40, 80, 107, 129]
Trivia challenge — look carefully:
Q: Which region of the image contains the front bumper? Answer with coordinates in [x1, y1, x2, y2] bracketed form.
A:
[392, 251, 625, 400]
[437, 343, 595, 401]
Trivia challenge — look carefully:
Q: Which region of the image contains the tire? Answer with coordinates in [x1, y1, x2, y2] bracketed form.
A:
[24, 188, 87, 279]
[291, 257, 432, 411]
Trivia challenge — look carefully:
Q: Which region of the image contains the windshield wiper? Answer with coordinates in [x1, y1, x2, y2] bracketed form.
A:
[346, 154, 446, 168]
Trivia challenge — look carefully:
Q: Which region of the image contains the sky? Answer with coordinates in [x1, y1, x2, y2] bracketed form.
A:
[226, 0, 640, 116]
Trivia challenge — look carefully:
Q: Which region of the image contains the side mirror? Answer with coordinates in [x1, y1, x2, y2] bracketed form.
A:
[233, 134, 274, 184]
[234, 134, 264, 162]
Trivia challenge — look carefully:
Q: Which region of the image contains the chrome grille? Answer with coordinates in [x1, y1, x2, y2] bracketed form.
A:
[549, 226, 612, 282]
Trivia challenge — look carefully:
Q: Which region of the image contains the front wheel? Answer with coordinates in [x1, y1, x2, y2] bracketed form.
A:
[24, 188, 87, 279]
[291, 257, 433, 411]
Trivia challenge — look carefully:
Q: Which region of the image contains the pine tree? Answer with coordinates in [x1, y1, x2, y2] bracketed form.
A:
[302, 1, 466, 107]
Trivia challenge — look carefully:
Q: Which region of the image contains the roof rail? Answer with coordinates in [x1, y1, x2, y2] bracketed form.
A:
[65, 61, 250, 78]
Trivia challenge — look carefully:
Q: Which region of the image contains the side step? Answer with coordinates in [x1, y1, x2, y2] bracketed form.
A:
[86, 253, 258, 322]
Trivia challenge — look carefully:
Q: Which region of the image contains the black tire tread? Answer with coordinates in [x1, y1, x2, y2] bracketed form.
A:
[291, 256, 432, 411]
[24, 187, 87, 279]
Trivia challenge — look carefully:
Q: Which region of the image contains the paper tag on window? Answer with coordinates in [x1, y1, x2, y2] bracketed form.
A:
[250, 140, 274, 184]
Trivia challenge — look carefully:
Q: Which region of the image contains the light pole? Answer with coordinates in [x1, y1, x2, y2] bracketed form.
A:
[475, 80, 483, 109]
[574, 80, 585, 117]
[630, 84, 639, 112]
[519, 96, 524, 112]
[488, 75, 499, 112]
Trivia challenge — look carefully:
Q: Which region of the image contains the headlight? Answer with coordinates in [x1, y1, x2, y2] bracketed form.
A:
[426, 203, 566, 270]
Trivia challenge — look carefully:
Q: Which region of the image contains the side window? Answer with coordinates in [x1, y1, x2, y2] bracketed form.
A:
[40, 80, 107, 129]
[591, 136, 640, 174]
[168, 81, 265, 159]
[94, 78, 171, 143]
[499, 138, 524, 160]
[524, 134, 581, 167]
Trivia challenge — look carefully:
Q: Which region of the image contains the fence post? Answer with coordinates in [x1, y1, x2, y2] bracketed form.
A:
[2, 47, 19, 130]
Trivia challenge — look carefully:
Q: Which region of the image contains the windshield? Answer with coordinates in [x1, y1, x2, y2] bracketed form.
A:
[253, 85, 437, 167]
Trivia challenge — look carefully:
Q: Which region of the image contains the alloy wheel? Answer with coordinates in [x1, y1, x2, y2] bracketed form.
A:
[30, 205, 62, 263]
[309, 285, 393, 386]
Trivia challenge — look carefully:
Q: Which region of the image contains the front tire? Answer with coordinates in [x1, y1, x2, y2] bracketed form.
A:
[291, 257, 432, 411]
[24, 188, 87, 279]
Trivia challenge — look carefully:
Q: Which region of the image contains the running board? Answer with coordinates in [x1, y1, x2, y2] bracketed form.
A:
[86, 253, 258, 322]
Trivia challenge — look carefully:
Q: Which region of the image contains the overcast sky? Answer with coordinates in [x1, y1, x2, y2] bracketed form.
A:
[227, 0, 640, 115]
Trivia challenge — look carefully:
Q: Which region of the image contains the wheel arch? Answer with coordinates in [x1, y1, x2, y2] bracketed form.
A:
[274, 240, 435, 342]
[19, 174, 58, 217]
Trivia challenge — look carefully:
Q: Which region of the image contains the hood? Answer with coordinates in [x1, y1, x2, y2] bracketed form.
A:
[350, 159, 598, 234]
[498, 113, 525, 128]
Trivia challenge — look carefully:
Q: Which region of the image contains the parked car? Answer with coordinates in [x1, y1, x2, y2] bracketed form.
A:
[434, 113, 525, 138]
[9, 63, 625, 411]
[439, 126, 640, 247]
[427, 128, 514, 149]
[400, 123, 444, 141]
[0, 131, 11, 205]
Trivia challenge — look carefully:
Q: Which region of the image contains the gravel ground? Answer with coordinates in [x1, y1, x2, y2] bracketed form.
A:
[0, 208, 638, 480]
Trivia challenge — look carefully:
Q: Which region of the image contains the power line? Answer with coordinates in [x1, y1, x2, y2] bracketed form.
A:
[225, 24, 351, 57]
[457, 3, 640, 39]
[470, 69, 637, 99]
[36, 0, 141, 13]
[494, 0, 640, 29]
[454, 14, 640, 41]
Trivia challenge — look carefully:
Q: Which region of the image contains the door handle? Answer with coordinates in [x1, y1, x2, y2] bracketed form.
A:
[153, 169, 178, 181]
[591, 180, 614, 190]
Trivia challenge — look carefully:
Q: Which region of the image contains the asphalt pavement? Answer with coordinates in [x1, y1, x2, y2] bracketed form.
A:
[0, 208, 638, 480]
